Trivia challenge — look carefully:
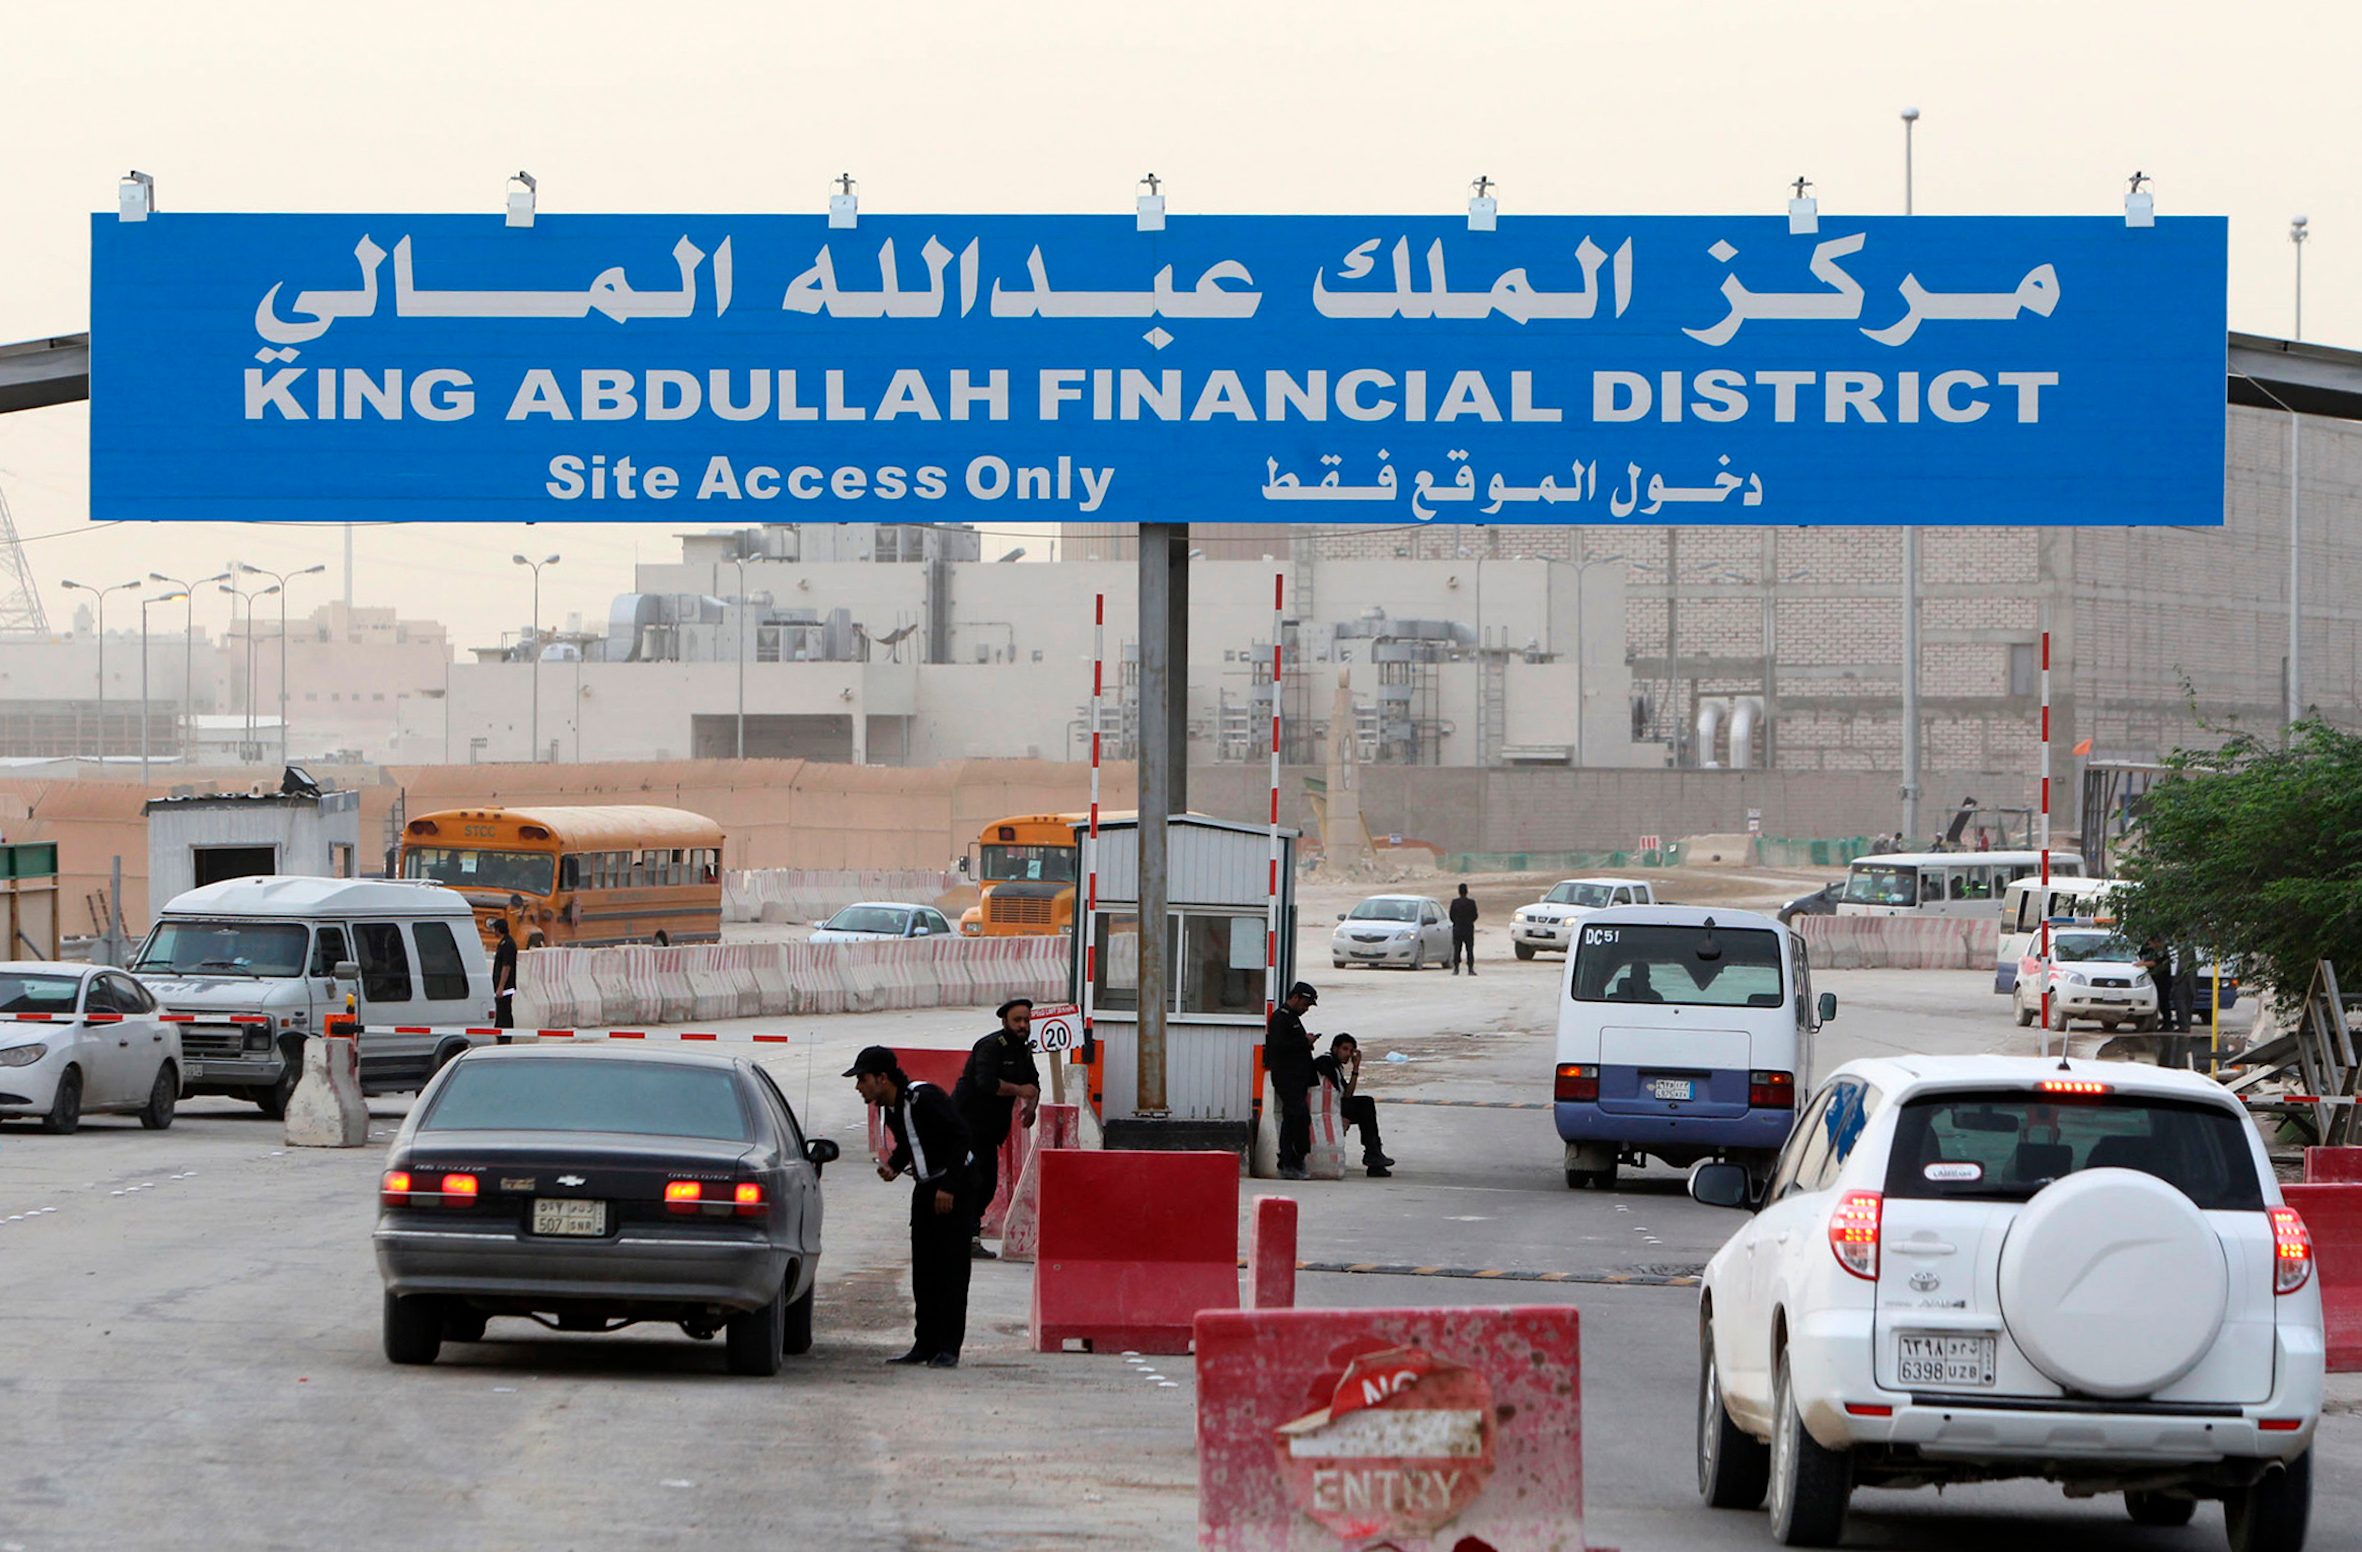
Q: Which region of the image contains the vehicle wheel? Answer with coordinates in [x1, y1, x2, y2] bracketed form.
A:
[2124, 1490, 2196, 1527]
[2014, 1000, 2035, 1027]
[2135, 1014, 2160, 1033]
[1409, 944, 1425, 971]
[1332, 959, 1345, 970]
[2047, 1002, 2069, 1033]
[38, 1067, 82, 1135]
[444, 1306, 489, 1343]
[1564, 1159, 1618, 1191]
[1698, 1313, 1770, 1509]
[256, 1044, 301, 1120]
[1767, 1343, 1851, 1547]
[383, 1292, 444, 1365]
[2225, 1450, 2311, 1552]
[138, 1063, 177, 1130]
[783, 1277, 815, 1357]
[726, 1276, 788, 1376]
[1514, 942, 1536, 961]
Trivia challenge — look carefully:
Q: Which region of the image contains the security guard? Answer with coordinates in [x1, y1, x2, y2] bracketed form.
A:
[845, 1045, 975, 1369]
[1264, 981, 1319, 1180]
[953, 998, 1044, 1259]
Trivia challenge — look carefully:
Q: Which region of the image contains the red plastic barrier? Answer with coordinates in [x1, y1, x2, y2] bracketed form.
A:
[1250, 1196, 1297, 1310]
[1030, 1149, 1238, 1354]
[865, 1047, 976, 1166]
[2306, 1148, 2362, 1184]
[1196, 1305, 1586, 1551]
[2285, 1183, 2362, 1371]
[998, 1102, 1081, 1263]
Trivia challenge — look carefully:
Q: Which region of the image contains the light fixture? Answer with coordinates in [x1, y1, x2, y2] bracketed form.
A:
[506, 171, 537, 228]
[118, 171, 154, 222]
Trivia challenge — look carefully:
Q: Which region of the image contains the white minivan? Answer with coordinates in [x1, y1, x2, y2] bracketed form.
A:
[1553, 906, 1834, 1190]
[132, 877, 497, 1116]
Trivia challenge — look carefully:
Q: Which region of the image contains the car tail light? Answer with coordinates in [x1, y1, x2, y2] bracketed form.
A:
[380, 1170, 413, 1206]
[1829, 1191, 1882, 1280]
[734, 1181, 767, 1218]
[2259, 1417, 2305, 1432]
[665, 1180, 704, 1214]
[440, 1173, 479, 1202]
[2271, 1206, 2314, 1295]
[2036, 1079, 2112, 1098]
[1748, 1070, 1795, 1109]
[1554, 1063, 1599, 1102]
[1843, 1403, 1893, 1418]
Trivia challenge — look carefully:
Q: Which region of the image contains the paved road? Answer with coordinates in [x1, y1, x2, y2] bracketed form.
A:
[0, 941, 2345, 1551]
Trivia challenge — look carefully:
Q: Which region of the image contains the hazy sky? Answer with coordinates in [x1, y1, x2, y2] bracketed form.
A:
[2, 0, 2351, 647]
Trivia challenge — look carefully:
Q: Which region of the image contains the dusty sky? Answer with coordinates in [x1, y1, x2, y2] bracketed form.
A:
[1, 0, 2350, 647]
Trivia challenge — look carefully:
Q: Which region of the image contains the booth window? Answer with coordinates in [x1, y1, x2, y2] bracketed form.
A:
[1178, 913, 1267, 1016]
[1092, 914, 1143, 1011]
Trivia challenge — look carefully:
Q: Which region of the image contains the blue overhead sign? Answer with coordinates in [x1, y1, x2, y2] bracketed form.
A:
[90, 212, 2225, 526]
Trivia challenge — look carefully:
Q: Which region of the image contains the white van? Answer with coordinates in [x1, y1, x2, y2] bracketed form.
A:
[1994, 876, 2122, 993]
[1553, 905, 1834, 1191]
[1837, 850, 2084, 920]
[132, 877, 497, 1116]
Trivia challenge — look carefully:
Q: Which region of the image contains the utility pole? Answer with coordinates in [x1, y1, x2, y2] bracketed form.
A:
[513, 553, 560, 760]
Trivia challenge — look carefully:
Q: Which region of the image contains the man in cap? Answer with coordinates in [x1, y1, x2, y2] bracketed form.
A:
[844, 1045, 976, 1369]
[1264, 981, 1320, 1180]
[1313, 1032, 1394, 1177]
[953, 998, 1044, 1260]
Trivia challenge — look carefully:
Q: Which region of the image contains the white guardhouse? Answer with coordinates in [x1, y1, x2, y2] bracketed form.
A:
[1071, 814, 1297, 1141]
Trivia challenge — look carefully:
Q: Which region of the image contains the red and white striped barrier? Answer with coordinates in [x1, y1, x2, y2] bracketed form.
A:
[1797, 914, 2000, 971]
[515, 936, 1069, 1025]
[997, 1101, 1083, 1262]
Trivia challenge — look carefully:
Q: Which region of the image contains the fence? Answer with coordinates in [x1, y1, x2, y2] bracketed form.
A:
[722, 868, 959, 924]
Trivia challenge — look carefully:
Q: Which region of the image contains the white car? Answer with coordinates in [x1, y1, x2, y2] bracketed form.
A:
[1330, 895, 1452, 970]
[1690, 1055, 2321, 1548]
[809, 902, 953, 944]
[1511, 877, 1658, 959]
[2012, 927, 2160, 1032]
[0, 963, 184, 1134]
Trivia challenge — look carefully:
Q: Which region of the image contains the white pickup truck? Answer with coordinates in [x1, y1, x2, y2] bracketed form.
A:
[1510, 877, 1658, 959]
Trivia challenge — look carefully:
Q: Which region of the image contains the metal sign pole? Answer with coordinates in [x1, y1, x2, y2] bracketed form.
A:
[1265, 573, 1284, 1020]
[1134, 523, 1186, 1118]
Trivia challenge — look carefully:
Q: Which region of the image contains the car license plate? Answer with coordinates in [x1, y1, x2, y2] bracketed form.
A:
[531, 1198, 608, 1237]
[1647, 1078, 1694, 1101]
[1897, 1334, 1996, 1388]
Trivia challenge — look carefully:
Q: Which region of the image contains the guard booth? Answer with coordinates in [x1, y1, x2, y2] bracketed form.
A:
[1070, 814, 1296, 1147]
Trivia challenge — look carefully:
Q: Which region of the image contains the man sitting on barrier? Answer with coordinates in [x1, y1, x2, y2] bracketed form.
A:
[954, 997, 1043, 1261]
[845, 1044, 977, 1370]
[1265, 981, 1320, 1181]
[1313, 1033, 1394, 1178]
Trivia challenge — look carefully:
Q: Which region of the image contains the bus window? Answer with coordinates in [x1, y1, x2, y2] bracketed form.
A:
[1960, 866, 1994, 900]
[403, 846, 554, 895]
[1841, 865, 1917, 908]
[559, 855, 581, 890]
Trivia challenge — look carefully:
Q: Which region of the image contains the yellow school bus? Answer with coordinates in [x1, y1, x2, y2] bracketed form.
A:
[398, 805, 724, 949]
[962, 813, 1085, 937]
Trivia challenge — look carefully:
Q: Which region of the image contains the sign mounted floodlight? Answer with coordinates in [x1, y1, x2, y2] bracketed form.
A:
[89, 205, 2226, 527]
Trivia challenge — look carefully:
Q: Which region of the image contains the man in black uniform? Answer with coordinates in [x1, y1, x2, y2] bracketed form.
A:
[845, 1045, 975, 1369]
[1448, 884, 1479, 975]
[1313, 1032, 1394, 1177]
[953, 998, 1044, 1261]
[490, 918, 518, 1032]
[1265, 981, 1319, 1180]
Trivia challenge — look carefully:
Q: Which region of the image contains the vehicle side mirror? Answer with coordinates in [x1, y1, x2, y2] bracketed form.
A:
[334, 960, 361, 981]
[805, 1138, 841, 1174]
[1690, 1161, 1758, 1211]
[1817, 992, 1838, 1023]
[1336, 913, 1347, 922]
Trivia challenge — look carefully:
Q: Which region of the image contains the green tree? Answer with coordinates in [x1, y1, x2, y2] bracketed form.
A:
[2118, 720, 2362, 1014]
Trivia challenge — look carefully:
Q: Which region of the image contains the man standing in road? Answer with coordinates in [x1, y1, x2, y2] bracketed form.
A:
[490, 918, 518, 1032]
[1448, 883, 1479, 975]
[1265, 981, 1319, 1180]
[1313, 1033, 1393, 1177]
[846, 1045, 976, 1369]
[954, 998, 1043, 1261]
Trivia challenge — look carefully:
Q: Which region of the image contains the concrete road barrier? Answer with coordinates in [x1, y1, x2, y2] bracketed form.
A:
[1798, 913, 2000, 970]
[1249, 1196, 1297, 1310]
[998, 1102, 1081, 1263]
[284, 1031, 369, 1148]
[2284, 1183, 2362, 1371]
[1031, 1149, 1238, 1354]
[1195, 1305, 1588, 1550]
[1250, 1075, 1346, 1181]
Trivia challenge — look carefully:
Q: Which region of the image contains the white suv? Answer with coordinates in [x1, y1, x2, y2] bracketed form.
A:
[1690, 1055, 2323, 1549]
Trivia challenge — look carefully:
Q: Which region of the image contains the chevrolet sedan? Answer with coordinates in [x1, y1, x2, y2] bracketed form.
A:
[374, 1045, 838, 1376]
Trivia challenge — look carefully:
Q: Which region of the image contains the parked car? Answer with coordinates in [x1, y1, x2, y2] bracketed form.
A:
[1330, 895, 1453, 970]
[0, 963, 183, 1134]
[1690, 1054, 2321, 1549]
[131, 876, 497, 1117]
[374, 1045, 837, 1375]
[1511, 877, 1659, 959]
[810, 902, 953, 943]
[1776, 882, 1840, 924]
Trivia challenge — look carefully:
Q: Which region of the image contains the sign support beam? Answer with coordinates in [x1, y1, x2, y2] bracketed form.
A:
[1134, 520, 1188, 1117]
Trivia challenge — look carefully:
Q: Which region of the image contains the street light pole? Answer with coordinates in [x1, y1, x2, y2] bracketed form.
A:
[152, 572, 229, 768]
[62, 578, 139, 764]
[2289, 215, 2309, 727]
[221, 582, 279, 763]
[139, 591, 186, 787]
[1899, 105, 1924, 844]
[732, 556, 747, 759]
[512, 554, 560, 760]
[236, 562, 326, 768]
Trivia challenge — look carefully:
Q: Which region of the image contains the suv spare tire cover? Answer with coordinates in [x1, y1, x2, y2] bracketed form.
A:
[1997, 1167, 2226, 1399]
